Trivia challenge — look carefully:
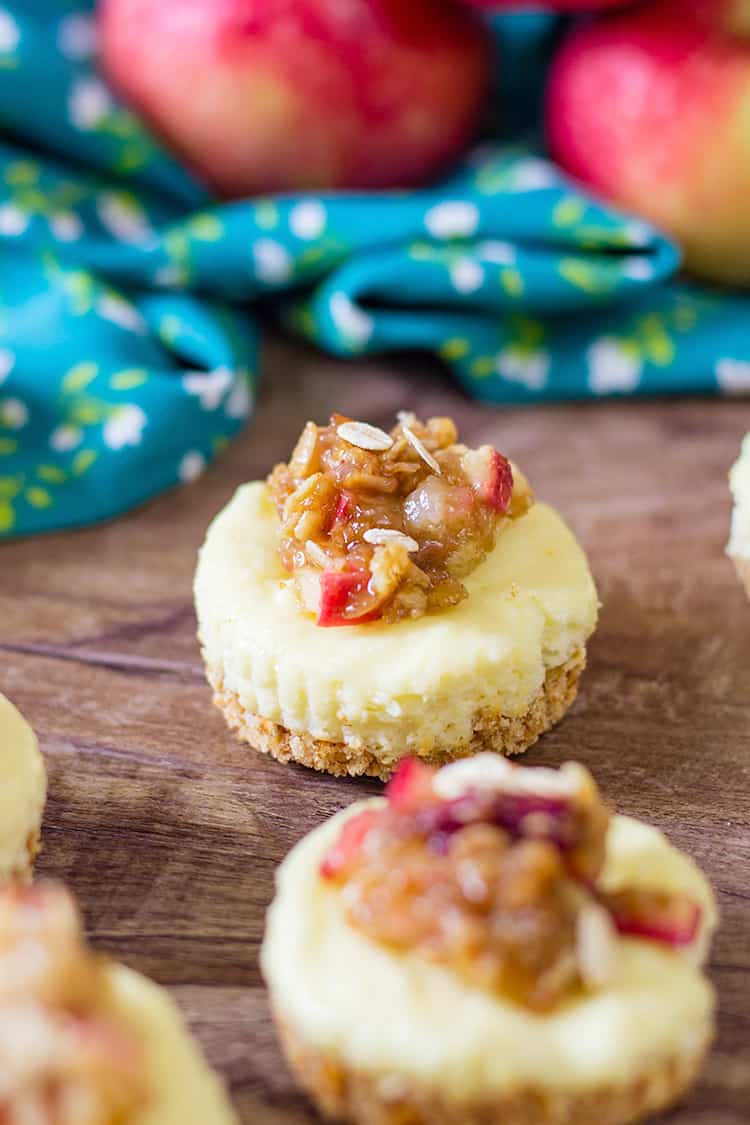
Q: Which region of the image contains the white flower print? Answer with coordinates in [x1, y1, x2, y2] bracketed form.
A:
[424, 201, 479, 240]
[252, 238, 293, 284]
[0, 348, 14, 386]
[225, 375, 252, 420]
[505, 158, 558, 193]
[58, 13, 97, 60]
[182, 367, 233, 411]
[97, 294, 147, 335]
[329, 292, 373, 347]
[624, 220, 655, 247]
[478, 240, 516, 266]
[178, 451, 206, 483]
[50, 211, 84, 242]
[496, 349, 550, 392]
[103, 404, 147, 450]
[50, 424, 83, 452]
[716, 358, 750, 396]
[97, 193, 155, 245]
[0, 8, 19, 54]
[68, 77, 113, 131]
[0, 397, 28, 429]
[450, 258, 484, 294]
[289, 200, 326, 240]
[621, 257, 653, 282]
[0, 203, 29, 237]
[588, 338, 642, 396]
[153, 263, 183, 288]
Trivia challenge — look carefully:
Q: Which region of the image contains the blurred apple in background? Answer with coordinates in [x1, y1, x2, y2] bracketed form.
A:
[547, 1, 750, 286]
[687, 0, 750, 36]
[99, 0, 491, 198]
[458, 1, 633, 10]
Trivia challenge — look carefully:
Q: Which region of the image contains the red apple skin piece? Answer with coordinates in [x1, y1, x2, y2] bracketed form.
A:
[480, 449, 513, 513]
[385, 757, 436, 813]
[603, 890, 703, 947]
[99, 0, 491, 198]
[325, 490, 353, 534]
[320, 759, 436, 878]
[333, 492, 353, 523]
[319, 808, 381, 879]
[547, 2, 750, 285]
[462, 446, 513, 513]
[317, 566, 381, 627]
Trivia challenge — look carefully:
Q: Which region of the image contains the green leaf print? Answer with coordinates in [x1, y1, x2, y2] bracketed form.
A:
[552, 197, 586, 228]
[62, 361, 98, 394]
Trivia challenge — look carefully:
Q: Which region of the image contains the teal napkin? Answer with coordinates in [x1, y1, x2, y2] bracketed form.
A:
[1, 2, 749, 537]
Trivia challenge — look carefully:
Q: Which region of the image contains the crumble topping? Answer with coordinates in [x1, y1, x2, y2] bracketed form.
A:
[0, 883, 148, 1125]
[266, 413, 533, 625]
[320, 756, 703, 1012]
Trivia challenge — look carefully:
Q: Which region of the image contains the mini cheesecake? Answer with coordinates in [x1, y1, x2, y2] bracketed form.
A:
[0, 881, 238, 1125]
[262, 755, 717, 1125]
[195, 414, 599, 778]
[728, 433, 750, 599]
[0, 694, 46, 879]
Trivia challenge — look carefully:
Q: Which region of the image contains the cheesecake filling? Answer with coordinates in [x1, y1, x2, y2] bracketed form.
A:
[0, 694, 47, 879]
[321, 756, 704, 1013]
[728, 433, 750, 561]
[267, 413, 533, 625]
[196, 485, 598, 755]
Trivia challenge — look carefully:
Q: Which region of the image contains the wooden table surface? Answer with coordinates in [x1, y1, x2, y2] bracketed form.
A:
[1, 337, 749, 1124]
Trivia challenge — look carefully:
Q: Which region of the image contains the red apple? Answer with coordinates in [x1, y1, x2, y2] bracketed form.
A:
[547, 1, 750, 285]
[687, 0, 750, 37]
[99, 0, 491, 198]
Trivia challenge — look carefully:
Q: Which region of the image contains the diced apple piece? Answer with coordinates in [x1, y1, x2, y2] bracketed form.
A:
[424, 790, 574, 846]
[603, 889, 703, 947]
[462, 446, 514, 513]
[317, 566, 381, 626]
[288, 421, 320, 478]
[320, 809, 381, 879]
[295, 567, 323, 617]
[322, 488, 353, 534]
[403, 476, 475, 535]
[386, 757, 437, 812]
[331, 490, 353, 525]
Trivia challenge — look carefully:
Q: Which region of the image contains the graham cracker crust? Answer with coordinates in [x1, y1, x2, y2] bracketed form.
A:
[206, 648, 586, 781]
[274, 1009, 710, 1125]
[7, 828, 42, 883]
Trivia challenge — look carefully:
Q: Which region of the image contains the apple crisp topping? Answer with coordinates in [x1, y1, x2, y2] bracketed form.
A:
[266, 413, 533, 625]
[320, 756, 703, 1012]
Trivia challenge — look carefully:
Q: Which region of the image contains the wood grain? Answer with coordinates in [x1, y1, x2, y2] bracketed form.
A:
[1, 335, 749, 1124]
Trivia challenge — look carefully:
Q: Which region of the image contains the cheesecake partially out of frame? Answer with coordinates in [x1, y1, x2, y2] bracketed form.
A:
[728, 433, 750, 599]
[0, 881, 238, 1125]
[0, 693, 46, 880]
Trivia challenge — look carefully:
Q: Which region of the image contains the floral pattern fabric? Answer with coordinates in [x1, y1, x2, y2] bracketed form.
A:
[1, 2, 749, 536]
